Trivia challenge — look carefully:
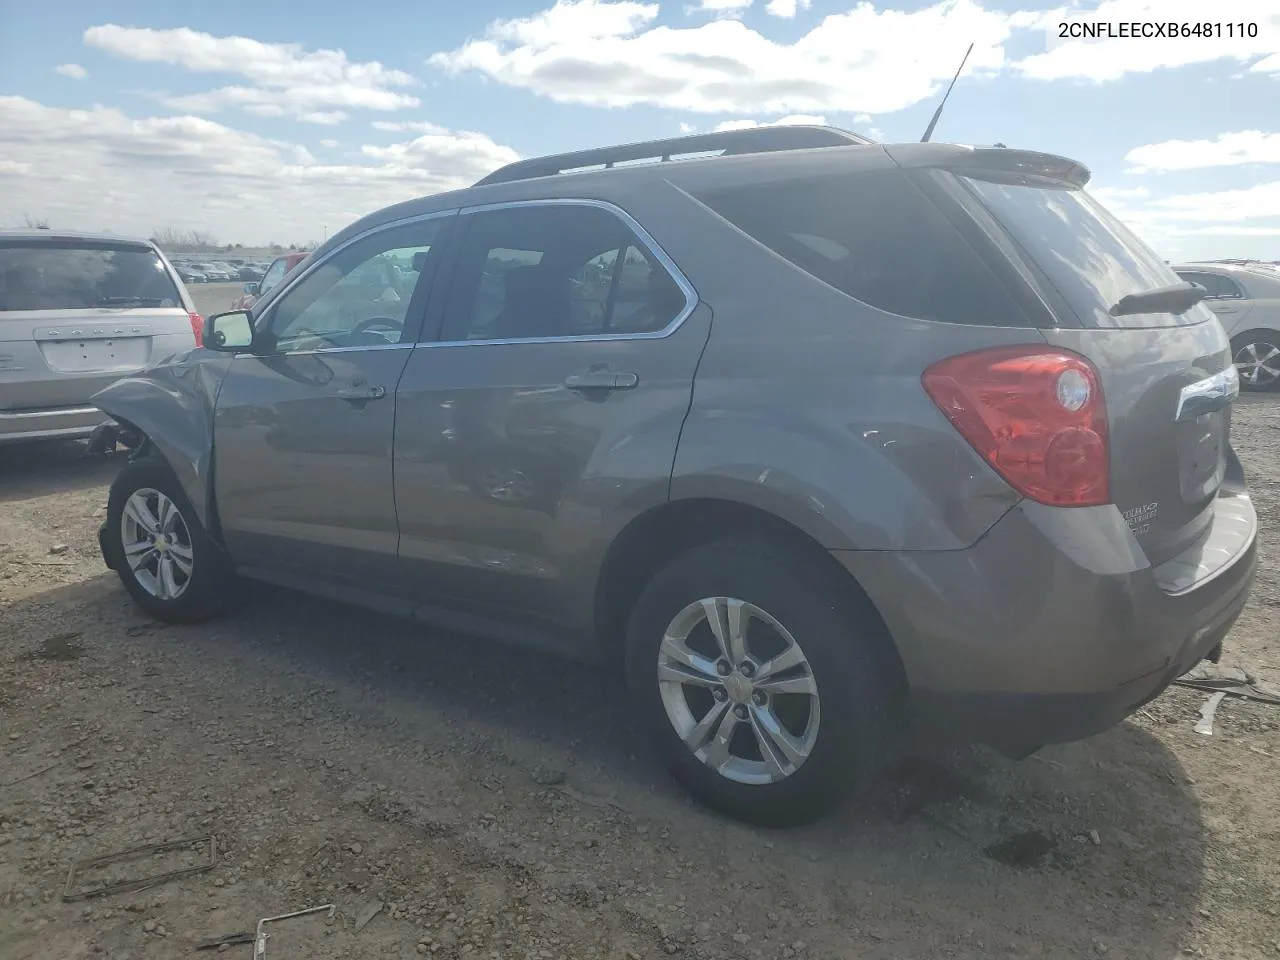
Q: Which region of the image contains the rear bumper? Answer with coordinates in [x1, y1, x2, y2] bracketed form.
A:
[835, 489, 1258, 750]
[0, 405, 105, 444]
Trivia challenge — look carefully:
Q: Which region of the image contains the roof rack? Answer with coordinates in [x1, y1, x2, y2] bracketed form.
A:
[474, 125, 873, 186]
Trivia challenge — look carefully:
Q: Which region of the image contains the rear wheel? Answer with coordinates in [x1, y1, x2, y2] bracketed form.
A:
[624, 537, 897, 826]
[1232, 332, 1280, 391]
[103, 458, 233, 623]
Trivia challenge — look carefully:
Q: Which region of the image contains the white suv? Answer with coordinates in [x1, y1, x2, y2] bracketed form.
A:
[0, 231, 201, 444]
[1174, 261, 1280, 391]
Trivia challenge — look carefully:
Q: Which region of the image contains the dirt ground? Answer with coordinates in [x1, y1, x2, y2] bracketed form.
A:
[2, 396, 1278, 960]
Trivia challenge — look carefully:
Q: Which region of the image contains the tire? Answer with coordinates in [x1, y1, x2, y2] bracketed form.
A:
[102, 457, 233, 623]
[1231, 331, 1280, 392]
[624, 537, 897, 827]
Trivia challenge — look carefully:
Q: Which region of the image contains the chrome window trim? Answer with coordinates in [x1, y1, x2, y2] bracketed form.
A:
[419, 197, 699, 349]
[248, 208, 460, 356]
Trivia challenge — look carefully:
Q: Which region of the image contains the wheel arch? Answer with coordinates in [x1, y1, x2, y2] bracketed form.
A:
[593, 496, 908, 688]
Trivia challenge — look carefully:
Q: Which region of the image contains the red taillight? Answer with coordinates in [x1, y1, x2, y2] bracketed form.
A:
[188, 312, 203, 347]
[922, 345, 1110, 507]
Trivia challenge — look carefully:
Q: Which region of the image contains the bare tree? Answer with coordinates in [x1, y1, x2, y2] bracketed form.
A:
[151, 226, 220, 252]
[22, 214, 50, 229]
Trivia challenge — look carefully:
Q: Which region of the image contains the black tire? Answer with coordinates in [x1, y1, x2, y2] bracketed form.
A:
[624, 537, 898, 827]
[1231, 331, 1280, 392]
[103, 457, 233, 623]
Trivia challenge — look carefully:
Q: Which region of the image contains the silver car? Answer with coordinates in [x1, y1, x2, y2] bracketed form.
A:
[0, 231, 201, 445]
[89, 127, 1257, 825]
[1173, 262, 1280, 391]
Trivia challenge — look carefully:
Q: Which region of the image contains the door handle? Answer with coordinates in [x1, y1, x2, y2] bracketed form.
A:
[563, 370, 638, 391]
[336, 384, 387, 401]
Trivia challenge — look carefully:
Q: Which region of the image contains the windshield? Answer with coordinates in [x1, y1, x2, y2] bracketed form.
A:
[962, 176, 1211, 329]
[0, 241, 183, 312]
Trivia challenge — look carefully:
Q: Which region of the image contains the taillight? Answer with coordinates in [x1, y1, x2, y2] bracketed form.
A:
[188, 312, 203, 347]
[922, 345, 1110, 507]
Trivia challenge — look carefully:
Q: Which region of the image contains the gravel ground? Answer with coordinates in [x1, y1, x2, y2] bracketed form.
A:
[1, 395, 1278, 960]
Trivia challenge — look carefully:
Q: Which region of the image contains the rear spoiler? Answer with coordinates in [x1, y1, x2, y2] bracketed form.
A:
[884, 143, 1091, 188]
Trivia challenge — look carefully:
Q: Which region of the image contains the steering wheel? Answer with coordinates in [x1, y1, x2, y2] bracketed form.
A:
[351, 316, 405, 342]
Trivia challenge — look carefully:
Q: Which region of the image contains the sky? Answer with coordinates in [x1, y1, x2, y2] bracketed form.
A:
[0, 0, 1277, 260]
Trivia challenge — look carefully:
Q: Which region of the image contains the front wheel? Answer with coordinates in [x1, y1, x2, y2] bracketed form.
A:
[102, 458, 234, 623]
[1232, 331, 1280, 391]
[624, 537, 898, 826]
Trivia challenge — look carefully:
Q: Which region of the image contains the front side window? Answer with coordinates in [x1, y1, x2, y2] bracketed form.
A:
[0, 241, 182, 312]
[1175, 271, 1246, 300]
[259, 257, 289, 296]
[265, 220, 442, 353]
[438, 204, 687, 342]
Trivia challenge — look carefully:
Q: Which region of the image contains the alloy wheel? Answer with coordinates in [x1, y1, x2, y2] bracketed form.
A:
[120, 488, 195, 601]
[1235, 340, 1280, 388]
[657, 597, 820, 785]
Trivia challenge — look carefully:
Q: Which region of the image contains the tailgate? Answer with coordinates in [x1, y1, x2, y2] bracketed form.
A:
[0, 310, 187, 410]
[958, 173, 1238, 566]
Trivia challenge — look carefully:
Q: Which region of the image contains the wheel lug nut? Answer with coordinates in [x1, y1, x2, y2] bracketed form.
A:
[712, 687, 727, 702]
[739, 662, 754, 677]
[752, 691, 766, 706]
[715, 660, 730, 676]
[733, 704, 748, 720]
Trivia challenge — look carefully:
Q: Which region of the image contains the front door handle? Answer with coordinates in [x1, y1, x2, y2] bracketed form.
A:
[337, 384, 387, 401]
[564, 370, 638, 391]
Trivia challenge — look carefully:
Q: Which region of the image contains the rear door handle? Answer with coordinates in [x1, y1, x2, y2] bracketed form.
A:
[563, 370, 638, 391]
[337, 384, 387, 401]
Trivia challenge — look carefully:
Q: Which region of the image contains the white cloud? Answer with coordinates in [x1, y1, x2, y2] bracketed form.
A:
[688, 0, 753, 15]
[372, 120, 449, 134]
[1125, 131, 1280, 173]
[0, 96, 517, 245]
[1015, 0, 1280, 82]
[712, 113, 827, 131]
[428, 0, 1031, 116]
[319, 139, 340, 149]
[764, 0, 811, 17]
[55, 63, 88, 80]
[85, 24, 420, 121]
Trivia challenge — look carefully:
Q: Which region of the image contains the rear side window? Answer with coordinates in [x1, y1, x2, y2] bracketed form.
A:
[1175, 270, 1245, 300]
[693, 170, 1028, 326]
[438, 204, 688, 342]
[0, 241, 182, 312]
[962, 177, 1202, 328]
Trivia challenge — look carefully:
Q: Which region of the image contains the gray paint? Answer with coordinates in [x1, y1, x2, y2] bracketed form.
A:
[90, 135, 1258, 748]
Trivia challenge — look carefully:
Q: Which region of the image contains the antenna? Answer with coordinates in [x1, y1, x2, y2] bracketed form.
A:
[920, 42, 974, 143]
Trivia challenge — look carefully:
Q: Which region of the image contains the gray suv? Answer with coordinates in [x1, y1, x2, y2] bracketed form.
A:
[90, 127, 1258, 825]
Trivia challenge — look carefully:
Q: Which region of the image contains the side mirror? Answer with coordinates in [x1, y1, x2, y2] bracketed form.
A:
[243, 281, 259, 295]
[204, 310, 255, 352]
[412, 251, 429, 272]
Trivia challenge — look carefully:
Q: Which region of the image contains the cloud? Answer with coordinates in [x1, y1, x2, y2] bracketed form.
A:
[372, 120, 449, 134]
[764, 0, 811, 16]
[1125, 131, 1280, 173]
[428, 0, 1031, 115]
[85, 24, 420, 121]
[1015, 0, 1280, 82]
[1090, 179, 1280, 257]
[688, 0, 753, 15]
[712, 113, 827, 131]
[55, 63, 89, 80]
[0, 96, 517, 244]
[319, 139, 340, 149]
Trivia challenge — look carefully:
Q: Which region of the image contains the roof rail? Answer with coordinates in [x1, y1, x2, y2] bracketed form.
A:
[474, 125, 873, 187]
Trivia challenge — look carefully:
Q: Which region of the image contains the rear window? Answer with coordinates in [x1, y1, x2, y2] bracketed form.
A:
[0, 241, 183, 312]
[693, 170, 1029, 326]
[961, 177, 1201, 329]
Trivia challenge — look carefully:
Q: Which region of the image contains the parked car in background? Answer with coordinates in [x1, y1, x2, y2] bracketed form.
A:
[175, 263, 207, 284]
[1174, 262, 1280, 390]
[230, 251, 308, 310]
[237, 263, 265, 282]
[189, 262, 231, 282]
[91, 127, 1256, 826]
[0, 230, 201, 445]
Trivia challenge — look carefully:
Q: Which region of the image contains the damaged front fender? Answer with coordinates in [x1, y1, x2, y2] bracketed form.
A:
[91, 352, 233, 530]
